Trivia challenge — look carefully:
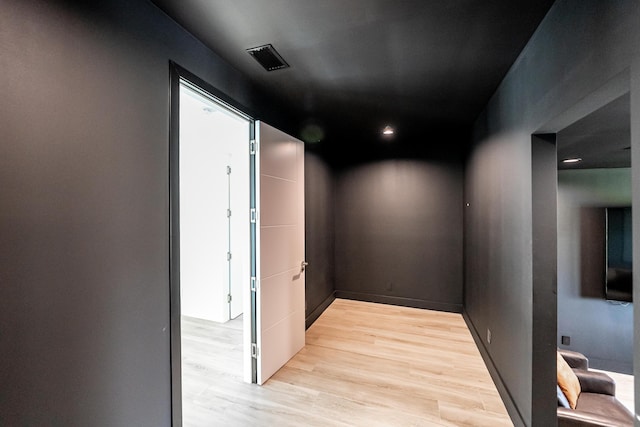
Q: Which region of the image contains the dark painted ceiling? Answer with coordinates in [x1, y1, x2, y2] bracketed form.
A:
[153, 0, 555, 145]
[558, 93, 630, 170]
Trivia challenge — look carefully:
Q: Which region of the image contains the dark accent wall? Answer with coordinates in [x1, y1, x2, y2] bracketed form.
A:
[305, 152, 335, 327]
[464, 1, 640, 426]
[0, 0, 296, 425]
[530, 134, 557, 427]
[334, 159, 463, 312]
[557, 168, 633, 374]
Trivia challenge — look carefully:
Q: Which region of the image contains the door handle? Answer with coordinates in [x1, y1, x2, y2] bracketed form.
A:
[301, 261, 309, 273]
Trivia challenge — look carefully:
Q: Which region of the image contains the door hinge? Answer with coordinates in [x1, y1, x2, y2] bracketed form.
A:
[226, 165, 231, 175]
[250, 277, 258, 292]
[250, 139, 257, 155]
[227, 294, 232, 303]
[227, 252, 232, 261]
[227, 209, 231, 218]
[251, 343, 259, 358]
[250, 208, 257, 223]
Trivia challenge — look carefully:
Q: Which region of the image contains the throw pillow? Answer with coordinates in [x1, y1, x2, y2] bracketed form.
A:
[557, 351, 581, 409]
[557, 384, 570, 408]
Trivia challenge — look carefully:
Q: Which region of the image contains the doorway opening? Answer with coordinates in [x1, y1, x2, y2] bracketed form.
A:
[531, 71, 634, 424]
[170, 65, 255, 426]
[179, 82, 249, 324]
[169, 63, 307, 426]
[555, 92, 634, 413]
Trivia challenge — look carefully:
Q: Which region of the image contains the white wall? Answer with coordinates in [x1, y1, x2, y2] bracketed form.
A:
[179, 86, 249, 323]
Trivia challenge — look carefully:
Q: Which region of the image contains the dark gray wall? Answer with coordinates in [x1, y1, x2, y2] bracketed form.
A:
[305, 153, 335, 327]
[531, 134, 557, 427]
[0, 0, 295, 425]
[464, 1, 640, 426]
[334, 160, 463, 312]
[557, 168, 633, 373]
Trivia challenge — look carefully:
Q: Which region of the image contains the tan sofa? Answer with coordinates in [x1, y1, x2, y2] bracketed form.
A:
[557, 349, 633, 427]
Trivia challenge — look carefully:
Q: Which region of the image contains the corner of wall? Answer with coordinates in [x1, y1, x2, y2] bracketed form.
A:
[462, 310, 526, 427]
[305, 291, 336, 329]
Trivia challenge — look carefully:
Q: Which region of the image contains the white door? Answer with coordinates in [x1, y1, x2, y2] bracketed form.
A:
[254, 121, 305, 385]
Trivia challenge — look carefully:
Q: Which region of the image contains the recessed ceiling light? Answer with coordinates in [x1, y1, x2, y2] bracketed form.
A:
[562, 158, 582, 164]
[382, 125, 394, 135]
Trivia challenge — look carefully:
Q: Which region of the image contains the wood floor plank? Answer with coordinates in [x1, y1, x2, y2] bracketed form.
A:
[181, 299, 512, 426]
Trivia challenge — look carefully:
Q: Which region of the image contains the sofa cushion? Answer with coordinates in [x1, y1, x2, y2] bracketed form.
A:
[575, 392, 634, 426]
[558, 407, 633, 427]
[558, 350, 581, 409]
[559, 348, 589, 370]
[574, 370, 615, 396]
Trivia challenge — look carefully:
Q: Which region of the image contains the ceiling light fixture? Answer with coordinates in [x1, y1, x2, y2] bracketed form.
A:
[382, 125, 394, 135]
[562, 158, 582, 164]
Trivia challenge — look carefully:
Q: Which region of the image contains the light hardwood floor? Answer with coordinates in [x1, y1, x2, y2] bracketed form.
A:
[181, 298, 513, 426]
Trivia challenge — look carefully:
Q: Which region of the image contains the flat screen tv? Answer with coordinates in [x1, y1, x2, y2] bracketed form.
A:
[605, 207, 633, 302]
